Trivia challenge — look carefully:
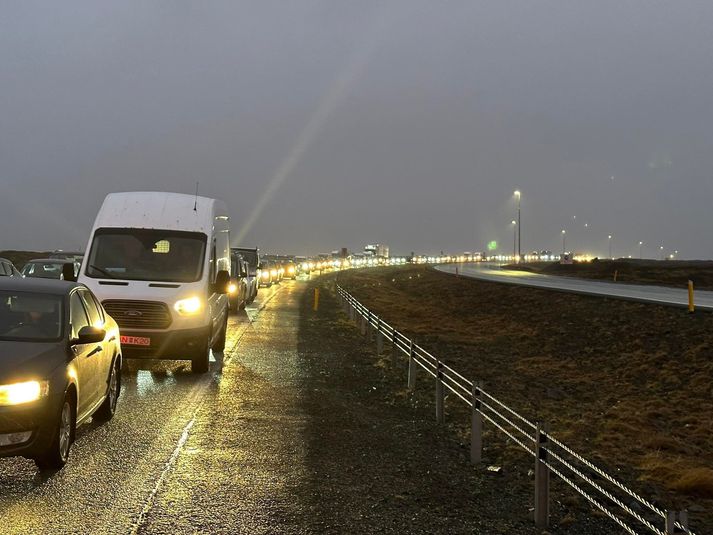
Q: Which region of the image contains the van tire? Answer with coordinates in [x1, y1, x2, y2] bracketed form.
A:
[191, 340, 210, 374]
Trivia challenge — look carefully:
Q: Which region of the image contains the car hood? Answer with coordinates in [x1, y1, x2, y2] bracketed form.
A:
[0, 341, 64, 383]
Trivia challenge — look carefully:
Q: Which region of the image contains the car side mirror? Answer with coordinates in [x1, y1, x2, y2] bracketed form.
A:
[74, 325, 105, 345]
[62, 263, 77, 282]
[215, 270, 230, 294]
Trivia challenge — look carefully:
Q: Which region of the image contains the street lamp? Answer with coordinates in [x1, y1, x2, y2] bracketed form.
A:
[608, 235, 612, 259]
[659, 245, 664, 260]
[561, 229, 566, 255]
[511, 220, 517, 259]
[513, 190, 521, 260]
[639, 241, 643, 259]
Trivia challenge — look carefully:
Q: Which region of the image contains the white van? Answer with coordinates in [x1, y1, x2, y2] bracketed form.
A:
[78, 192, 231, 373]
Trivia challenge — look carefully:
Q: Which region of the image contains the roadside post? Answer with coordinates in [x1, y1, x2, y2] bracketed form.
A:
[534, 422, 551, 529]
[313, 287, 320, 311]
[613, 269, 618, 282]
[435, 361, 445, 424]
[376, 318, 384, 355]
[688, 280, 695, 313]
[470, 382, 483, 464]
[407, 340, 417, 389]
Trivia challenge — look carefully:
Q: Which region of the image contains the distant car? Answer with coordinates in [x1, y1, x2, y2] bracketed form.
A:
[228, 251, 248, 312]
[48, 251, 84, 264]
[258, 260, 275, 288]
[21, 259, 79, 281]
[0, 278, 122, 469]
[0, 258, 22, 277]
[233, 247, 260, 304]
[284, 261, 297, 279]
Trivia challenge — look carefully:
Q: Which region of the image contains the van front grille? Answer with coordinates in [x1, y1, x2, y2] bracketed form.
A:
[102, 300, 172, 330]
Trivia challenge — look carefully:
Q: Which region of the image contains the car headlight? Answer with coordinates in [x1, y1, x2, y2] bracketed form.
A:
[288, 266, 295, 273]
[228, 283, 237, 294]
[174, 296, 202, 315]
[261, 271, 269, 279]
[0, 380, 49, 406]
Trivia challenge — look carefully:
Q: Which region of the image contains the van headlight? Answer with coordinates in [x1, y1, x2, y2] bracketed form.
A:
[228, 283, 237, 294]
[174, 297, 202, 315]
[0, 380, 49, 406]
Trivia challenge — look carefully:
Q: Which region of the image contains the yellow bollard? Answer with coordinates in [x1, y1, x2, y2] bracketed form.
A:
[613, 269, 618, 282]
[313, 287, 320, 311]
[688, 280, 694, 313]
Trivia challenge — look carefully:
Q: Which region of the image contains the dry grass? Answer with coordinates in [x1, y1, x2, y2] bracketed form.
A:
[337, 265, 713, 522]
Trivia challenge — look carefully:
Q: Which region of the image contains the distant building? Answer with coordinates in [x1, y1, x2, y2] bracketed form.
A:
[364, 243, 389, 257]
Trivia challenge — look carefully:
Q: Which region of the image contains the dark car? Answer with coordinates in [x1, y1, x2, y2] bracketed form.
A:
[0, 258, 22, 277]
[21, 258, 79, 281]
[283, 261, 297, 280]
[0, 278, 122, 469]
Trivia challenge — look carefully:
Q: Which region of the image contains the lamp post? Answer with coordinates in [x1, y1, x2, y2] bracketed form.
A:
[608, 235, 612, 259]
[639, 241, 643, 259]
[511, 220, 517, 259]
[514, 190, 521, 260]
[659, 245, 664, 260]
[561, 229, 566, 255]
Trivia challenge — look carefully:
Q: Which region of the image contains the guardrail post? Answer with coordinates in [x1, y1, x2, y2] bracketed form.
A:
[376, 318, 384, 355]
[348, 300, 355, 322]
[407, 340, 417, 389]
[679, 510, 689, 533]
[360, 311, 367, 335]
[366, 311, 373, 340]
[470, 382, 483, 464]
[534, 422, 550, 529]
[435, 361, 445, 424]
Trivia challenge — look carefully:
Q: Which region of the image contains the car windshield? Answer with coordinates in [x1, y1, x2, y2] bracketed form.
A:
[22, 262, 68, 279]
[0, 291, 63, 342]
[85, 228, 207, 283]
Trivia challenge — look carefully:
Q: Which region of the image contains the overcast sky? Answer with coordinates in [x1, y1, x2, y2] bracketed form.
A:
[2, 1, 713, 258]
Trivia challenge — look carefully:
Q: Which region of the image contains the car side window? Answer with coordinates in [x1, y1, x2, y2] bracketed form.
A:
[69, 292, 90, 339]
[0, 262, 9, 276]
[79, 290, 103, 327]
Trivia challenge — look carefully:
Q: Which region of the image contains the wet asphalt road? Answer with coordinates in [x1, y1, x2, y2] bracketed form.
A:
[0, 281, 292, 535]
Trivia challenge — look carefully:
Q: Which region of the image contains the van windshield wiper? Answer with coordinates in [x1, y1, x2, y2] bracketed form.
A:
[89, 264, 116, 279]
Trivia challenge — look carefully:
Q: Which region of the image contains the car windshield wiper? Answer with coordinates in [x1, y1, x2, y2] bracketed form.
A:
[89, 264, 116, 279]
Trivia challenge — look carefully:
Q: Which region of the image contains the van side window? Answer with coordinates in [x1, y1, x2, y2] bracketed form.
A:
[210, 242, 217, 283]
[69, 292, 90, 339]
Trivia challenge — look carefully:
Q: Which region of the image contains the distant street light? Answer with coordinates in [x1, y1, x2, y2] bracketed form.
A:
[514, 190, 521, 260]
[562, 229, 567, 254]
[608, 235, 613, 259]
[639, 241, 643, 259]
[659, 245, 664, 260]
[511, 220, 517, 259]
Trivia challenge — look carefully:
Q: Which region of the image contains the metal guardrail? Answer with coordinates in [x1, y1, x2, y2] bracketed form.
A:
[336, 284, 696, 535]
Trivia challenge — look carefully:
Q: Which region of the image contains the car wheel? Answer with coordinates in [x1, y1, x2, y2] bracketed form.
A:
[212, 314, 228, 352]
[191, 338, 211, 374]
[35, 394, 75, 470]
[94, 360, 121, 422]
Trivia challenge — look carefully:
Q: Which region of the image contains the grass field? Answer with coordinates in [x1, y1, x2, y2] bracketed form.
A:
[337, 264, 713, 523]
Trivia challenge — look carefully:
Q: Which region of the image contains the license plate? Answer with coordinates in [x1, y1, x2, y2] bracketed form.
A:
[120, 335, 151, 346]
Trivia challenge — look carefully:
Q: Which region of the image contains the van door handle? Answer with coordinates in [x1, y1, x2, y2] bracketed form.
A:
[87, 346, 102, 357]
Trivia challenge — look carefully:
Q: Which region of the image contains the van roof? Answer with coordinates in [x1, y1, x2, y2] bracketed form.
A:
[93, 192, 227, 234]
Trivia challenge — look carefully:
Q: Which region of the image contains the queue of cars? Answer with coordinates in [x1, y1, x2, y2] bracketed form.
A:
[1, 191, 304, 470]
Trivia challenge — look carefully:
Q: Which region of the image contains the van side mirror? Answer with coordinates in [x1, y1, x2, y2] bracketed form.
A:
[215, 270, 230, 294]
[62, 263, 77, 282]
[73, 325, 105, 345]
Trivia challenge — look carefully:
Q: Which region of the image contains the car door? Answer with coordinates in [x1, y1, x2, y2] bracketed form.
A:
[78, 289, 112, 402]
[68, 291, 101, 419]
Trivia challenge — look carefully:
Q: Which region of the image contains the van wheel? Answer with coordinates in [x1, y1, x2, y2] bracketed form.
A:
[94, 360, 121, 422]
[191, 340, 210, 374]
[212, 315, 228, 352]
[35, 394, 75, 470]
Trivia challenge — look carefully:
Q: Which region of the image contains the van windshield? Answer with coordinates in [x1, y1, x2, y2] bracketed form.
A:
[85, 228, 207, 283]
